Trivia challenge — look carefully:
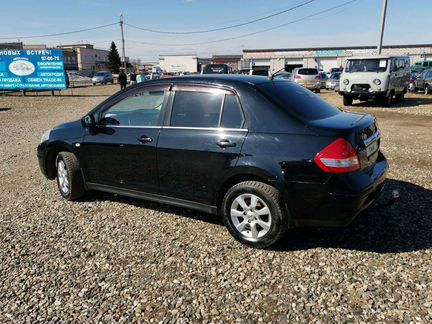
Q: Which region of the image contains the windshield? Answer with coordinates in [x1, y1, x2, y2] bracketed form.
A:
[330, 73, 341, 80]
[345, 59, 388, 73]
[257, 81, 341, 121]
[411, 67, 425, 74]
[94, 72, 105, 76]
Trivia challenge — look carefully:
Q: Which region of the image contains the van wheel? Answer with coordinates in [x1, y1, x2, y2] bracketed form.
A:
[221, 181, 288, 249]
[381, 92, 393, 107]
[394, 92, 404, 103]
[56, 152, 85, 201]
[343, 95, 353, 106]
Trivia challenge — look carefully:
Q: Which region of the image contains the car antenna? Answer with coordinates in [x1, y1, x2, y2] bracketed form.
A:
[270, 67, 286, 80]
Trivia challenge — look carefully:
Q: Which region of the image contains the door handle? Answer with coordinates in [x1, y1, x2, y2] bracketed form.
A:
[217, 139, 236, 148]
[138, 135, 153, 144]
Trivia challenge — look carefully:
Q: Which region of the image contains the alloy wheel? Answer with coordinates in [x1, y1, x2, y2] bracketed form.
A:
[57, 160, 69, 194]
[230, 193, 272, 240]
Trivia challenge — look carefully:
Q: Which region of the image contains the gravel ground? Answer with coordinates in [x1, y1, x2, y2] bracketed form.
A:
[0, 85, 431, 323]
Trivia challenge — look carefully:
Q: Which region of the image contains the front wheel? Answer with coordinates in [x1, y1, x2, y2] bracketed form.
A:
[221, 181, 288, 248]
[394, 92, 404, 103]
[56, 152, 85, 201]
[425, 85, 431, 95]
[314, 89, 320, 93]
[343, 95, 353, 106]
[380, 92, 393, 107]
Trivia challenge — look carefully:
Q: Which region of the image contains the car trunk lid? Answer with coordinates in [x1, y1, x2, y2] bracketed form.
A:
[308, 112, 380, 170]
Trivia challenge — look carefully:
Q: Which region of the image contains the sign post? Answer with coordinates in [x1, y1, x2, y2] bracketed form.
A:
[0, 49, 66, 91]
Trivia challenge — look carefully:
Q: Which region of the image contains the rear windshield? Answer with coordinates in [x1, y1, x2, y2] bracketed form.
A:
[257, 81, 341, 121]
[330, 73, 341, 80]
[298, 68, 318, 75]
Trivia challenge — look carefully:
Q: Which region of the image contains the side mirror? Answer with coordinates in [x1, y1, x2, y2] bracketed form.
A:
[81, 114, 96, 128]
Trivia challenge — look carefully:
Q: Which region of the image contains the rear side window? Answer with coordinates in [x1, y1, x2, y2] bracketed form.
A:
[257, 81, 341, 121]
[221, 95, 244, 129]
[170, 91, 224, 128]
[298, 68, 318, 75]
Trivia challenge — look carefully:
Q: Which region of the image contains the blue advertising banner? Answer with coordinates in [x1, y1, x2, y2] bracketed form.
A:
[0, 49, 66, 90]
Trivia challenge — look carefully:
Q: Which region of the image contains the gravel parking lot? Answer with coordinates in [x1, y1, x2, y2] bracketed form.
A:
[1, 85, 431, 323]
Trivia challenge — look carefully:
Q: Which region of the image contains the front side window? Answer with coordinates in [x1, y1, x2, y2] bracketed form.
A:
[170, 91, 224, 128]
[101, 90, 165, 126]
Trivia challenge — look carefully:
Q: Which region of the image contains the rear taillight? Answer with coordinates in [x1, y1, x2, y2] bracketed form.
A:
[314, 138, 360, 174]
[315, 75, 321, 80]
[294, 75, 301, 79]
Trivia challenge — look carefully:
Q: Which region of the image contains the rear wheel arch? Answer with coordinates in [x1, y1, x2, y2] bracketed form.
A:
[217, 173, 273, 213]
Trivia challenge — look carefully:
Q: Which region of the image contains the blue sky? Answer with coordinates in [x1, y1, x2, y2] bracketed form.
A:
[1, 0, 429, 61]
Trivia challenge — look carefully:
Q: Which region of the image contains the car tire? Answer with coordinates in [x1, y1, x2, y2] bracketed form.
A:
[56, 152, 85, 201]
[93, 83, 96, 86]
[394, 92, 404, 103]
[221, 181, 288, 249]
[425, 85, 430, 95]
[315, 89, 320, 93]
[343, 95, 353, 106]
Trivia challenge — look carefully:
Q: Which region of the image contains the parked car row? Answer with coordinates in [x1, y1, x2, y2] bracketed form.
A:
[410, 68, 432, 94]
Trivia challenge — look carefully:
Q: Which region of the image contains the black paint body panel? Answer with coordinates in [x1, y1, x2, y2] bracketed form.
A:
[37, 75, 388, 228]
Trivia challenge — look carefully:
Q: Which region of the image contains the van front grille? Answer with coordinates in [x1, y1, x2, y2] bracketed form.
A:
[351, 84, 370, 92]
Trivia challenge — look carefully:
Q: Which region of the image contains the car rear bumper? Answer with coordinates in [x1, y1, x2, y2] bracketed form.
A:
[287, 152, 388, 227]
[296, 81, 320, 89]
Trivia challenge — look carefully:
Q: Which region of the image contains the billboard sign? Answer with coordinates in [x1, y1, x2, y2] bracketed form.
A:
[0, 49, 66, 90]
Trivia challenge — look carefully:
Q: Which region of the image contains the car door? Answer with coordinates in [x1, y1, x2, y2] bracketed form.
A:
[157, 85, 247, 206]
[81, 85, 169, 193]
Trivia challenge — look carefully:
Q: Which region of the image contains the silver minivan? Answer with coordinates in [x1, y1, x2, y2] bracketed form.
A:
[339, 55, 410, 106]
[290, 68, 321, 93]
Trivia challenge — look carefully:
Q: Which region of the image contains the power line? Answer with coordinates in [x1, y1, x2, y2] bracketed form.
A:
[124, 0, 316, 34]
[126, 0, 357, 47]
[0, 23, 118, 40]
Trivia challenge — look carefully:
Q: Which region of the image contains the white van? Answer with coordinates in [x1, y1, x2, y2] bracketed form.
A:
[339, 55, 410, 106]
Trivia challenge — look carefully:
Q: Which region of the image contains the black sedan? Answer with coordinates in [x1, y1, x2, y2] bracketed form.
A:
[37, 75, 387, 248]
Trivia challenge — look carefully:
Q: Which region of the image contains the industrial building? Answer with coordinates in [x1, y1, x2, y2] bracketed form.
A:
[159, 54, 211, 73]
[242, 43, 432, 73]
[57, 44, 110, 76]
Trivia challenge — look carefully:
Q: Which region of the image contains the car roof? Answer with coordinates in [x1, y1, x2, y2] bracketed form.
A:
[137, 74, 272, 87]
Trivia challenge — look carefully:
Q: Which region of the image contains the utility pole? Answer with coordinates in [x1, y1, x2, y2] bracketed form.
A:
[120, 13, 126, 70]
[377, 0, 388, 55]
